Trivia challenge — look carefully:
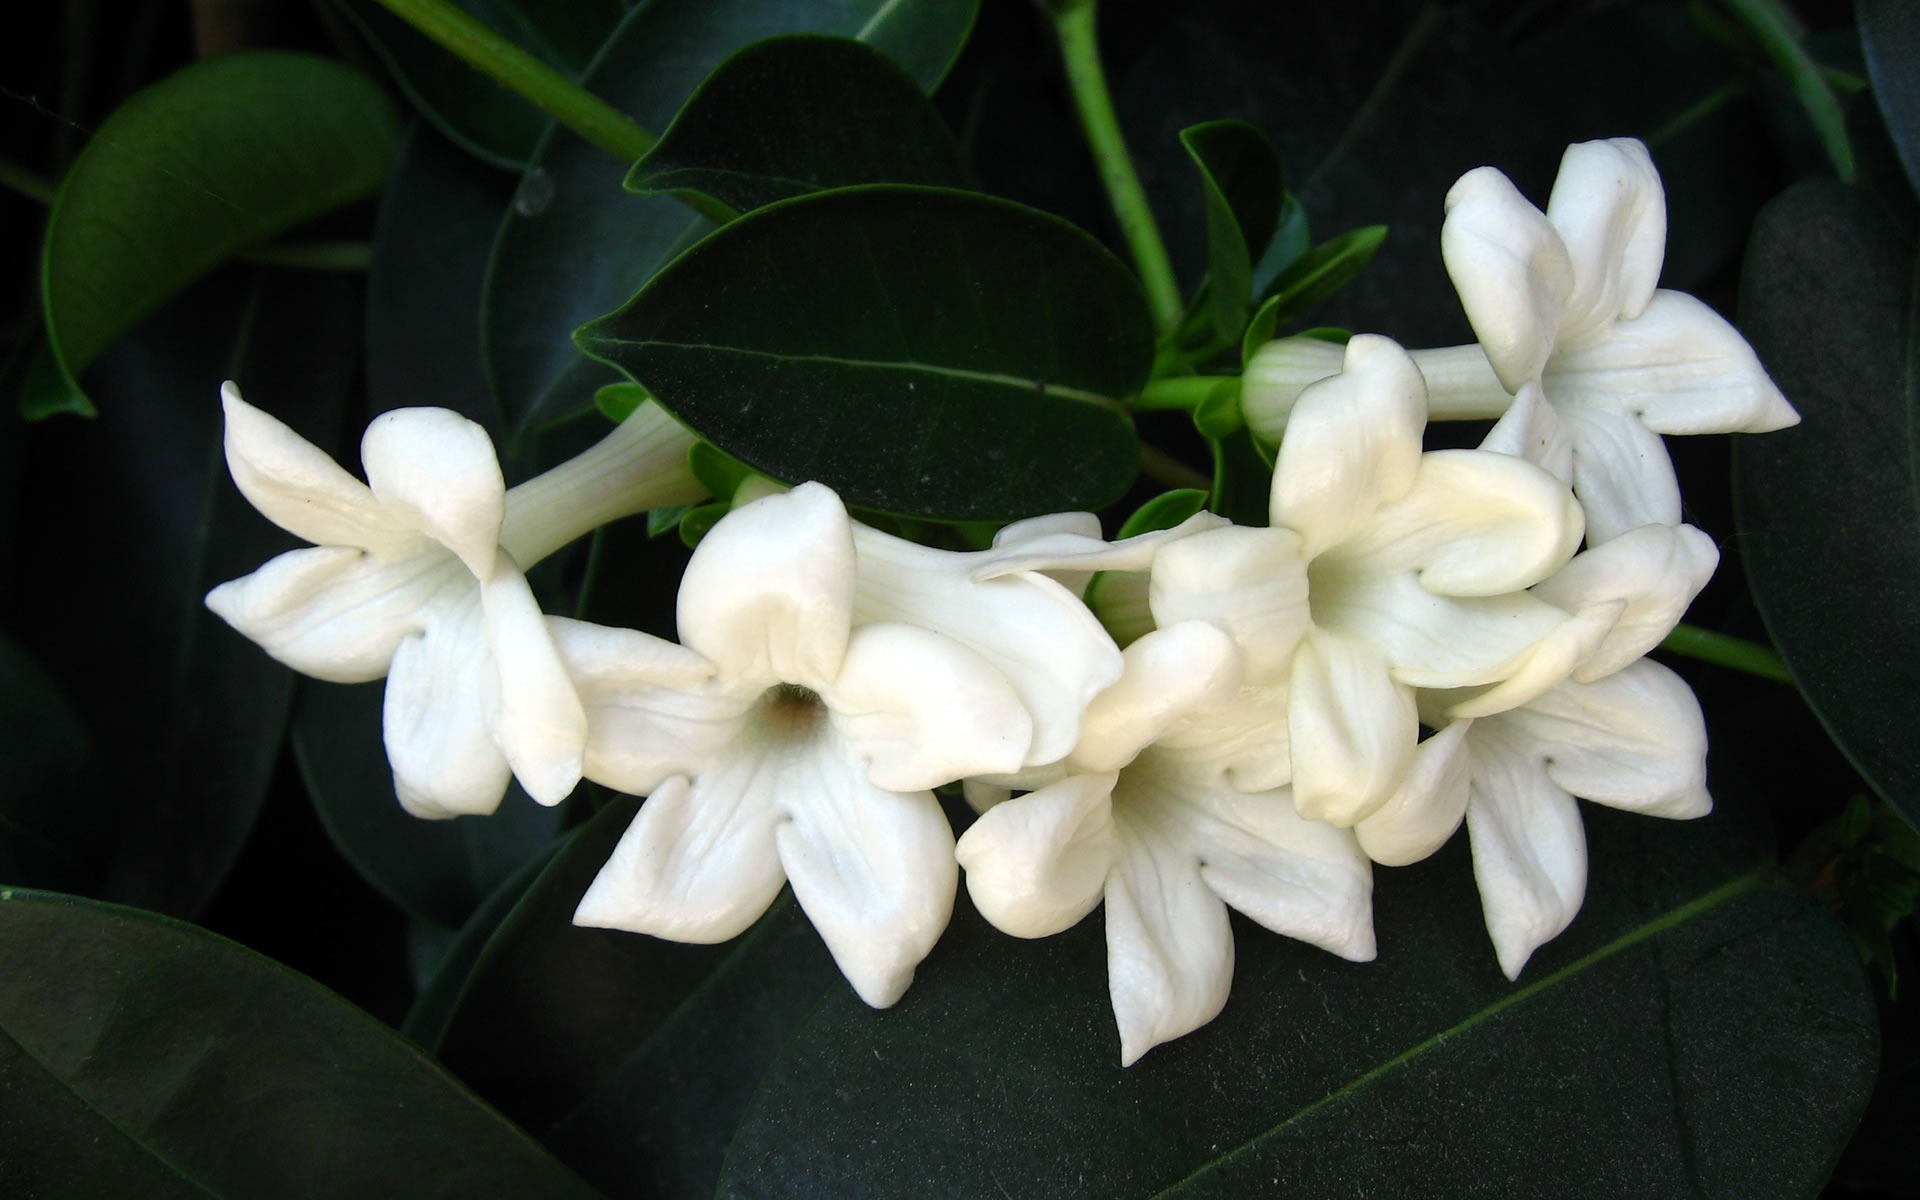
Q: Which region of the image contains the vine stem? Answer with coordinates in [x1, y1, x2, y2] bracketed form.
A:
[1051, 1, 1183, 336]
[1659, 622, 1793, 684]
[1136, 373, 1233, 411]
[366, 0, 735, 224]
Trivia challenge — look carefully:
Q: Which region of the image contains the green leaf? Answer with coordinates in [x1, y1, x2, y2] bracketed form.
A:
[37, 52, 398, 417]
[0, 634, 110, 894]
[1179, 121, 1284, 342]
[593, 381, 647, 424]
[291, 680, 571, 929]
[1242, 224, 1388, 359]
[0, 889, 596, 1196]
[1735, 177, 1920, 825]
[1719, 0, 1855, 181]
[704, 801, 1873, 1195]
[576, 185, 1147, 521]
[1116, 489, 1208, 538]
[1249, 192, 1309, 297]
[339, 0, 625, 169]
[1860, 0, 1920, 199]
[627, 34, 972, 213]
[482, 0, 980, 437]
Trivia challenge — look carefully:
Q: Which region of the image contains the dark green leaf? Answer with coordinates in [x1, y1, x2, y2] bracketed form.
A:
[578, 185, 1146, 520]
[37, 52, 398, 417]
[1735, 177, 1920, 825]
[707, 801, 1873, 1197]
[1116, 489, 1208, 539]
[291, 680, 570, 929]
[0, 889, 595, 1197]
[627, 35, 971, 213]
[1242, 224, 1388, 359]
[1249, 191, 1309, 297]
[0, 634, 110, 893]
[1860, 0, 1920, 199]
[482, 0, 980, 437]
[339, 0, 625, 169]
[1179, 120, 1283, 342]
[646, 504, 690, 537]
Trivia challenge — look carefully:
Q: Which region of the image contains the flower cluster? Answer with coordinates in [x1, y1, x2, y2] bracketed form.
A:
[206, 138, 1795, 1065]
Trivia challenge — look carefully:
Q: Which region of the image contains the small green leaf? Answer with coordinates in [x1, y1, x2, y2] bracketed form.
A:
[627, 35, 972, 213]
[679, 501, 734, 548]
[1242, 224, 1389, 358]
[688, 439, 759, 501]
[0, 889, 596, 1196]
[577, 185, 1147, 521]
[646, 504, 692, 538]
[1190, 378, 1243, 439]
[1179, 121, 1285, 342]
[1250, 191, 1310, 297]
[1116, 489, 1208, 538]
[594, 381, 648, 424]
[37, 52, 398, 416]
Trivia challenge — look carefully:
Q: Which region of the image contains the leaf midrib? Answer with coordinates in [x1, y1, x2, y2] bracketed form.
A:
[1147, 869, 1771, 1196]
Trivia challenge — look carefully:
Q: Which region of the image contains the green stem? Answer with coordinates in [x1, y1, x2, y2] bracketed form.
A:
[1139, 442, 1212, 491]
[1051, 1, 1182, 335]
[1136, 373, 1234, 411]
[1659, 622, 1793, 684]
[366, 0, 735, 224]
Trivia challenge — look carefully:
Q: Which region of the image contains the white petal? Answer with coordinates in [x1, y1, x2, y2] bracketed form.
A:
[1355, 721, 1473, 866]
[1318, 569, 1577, 691]
[1546, 138, 1666, 339]
[1269, 334, 1427, 558]
[1439, 603, 1620, 719]
[219, 382, 406, 551]
[954, 772, 1117, 939]
[1147, 525, 1309, 686]
[677, 481, 855, 691]
[1103, 818, 1235, 1067]
[1479, 380, 1573, 484]
[1500, 661, 1711, 818]
[1441, 167, 1573, 391]
[1548, 290, 1800, 433]
[1533, 523, 1719, 681]
[1326, 448, 1584, 597]
[479, 556, 586, 806]
[205, 545, 457, 683]
[1563, 406, 1683, 544]
[1464, 728, 1587, 979]
[971, 510, 1229, 584]
[382, 589, 511, 819]
[775, 729, 957, 1008]
[1153, 682, 1293, 793]
[572, 768, 786, 943]
[824, 622, 1031, 791]
[1072, 622, 1242, 773]
[1288, 627, 1417, 826]
[852, 525, 1120, 767]
[360, 407, 506, 579]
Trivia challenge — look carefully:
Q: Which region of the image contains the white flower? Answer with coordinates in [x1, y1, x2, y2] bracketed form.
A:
[560, 483, 1072, 1008]
[1244, 139, 1796, 544]
[204, 383, 703, 818]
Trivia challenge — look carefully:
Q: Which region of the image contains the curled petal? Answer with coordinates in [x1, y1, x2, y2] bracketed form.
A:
[955, 772, 1117, 939]
[1563, 407, 1683, 544]
[205, 545, 456, 683]
[1148, 525, 1309, 685]
[1328, 448, 1584, 597]
[1548, 289, 1800, 433]
[572, 768, 787, 944]
[1546, 138, 1666, 340]
[1073, 622, 1242, 773]
[382, 589, 511, 819]
[1269, 334, 1427, 558]
[1501, 661, 1711, 818]
[1355, 721, 1473, 866]
[1441, 603, 1621, 719]
[1442, 166, 1573, 391]
[1534, 523, 1719, 681]
[1479, 381, 1573, 484]
[219, 382, 404, 551]
[1464, 728, 1587, 979]
[774, 731, 957, 1008]
[1104, 819, 1235, 1067]
[969, 510, 1229, 587]
[825, 622, 1031, 791]
[1288, 627, 1417, 826]
[678, 481, 855, 692]
[1318, 570, 1578, 692]
[361, 407, 506, 579]
[479, 556, 586, 806]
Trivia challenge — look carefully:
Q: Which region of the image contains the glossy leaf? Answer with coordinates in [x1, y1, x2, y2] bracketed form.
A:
[36, 52, 398, 417]
[0, 889, 596, 1197]
[627, 34, 971, 213]
[1860, 0, 1920, 199]
[1179, 120, 1284, 341]
[704, 799, 1872, 1196]
[6, 269, 357, 918]
[577, 185, 1147, 520]
[1242, 224, 1388, 358]
[1735, 177, 1920, 825]
[340, 0, 625, 169]
[292, 679, 571, 930]
[482, 0, 981, 438]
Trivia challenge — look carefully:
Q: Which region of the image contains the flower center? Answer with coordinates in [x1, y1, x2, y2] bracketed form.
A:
[759, 682, 826, 733]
